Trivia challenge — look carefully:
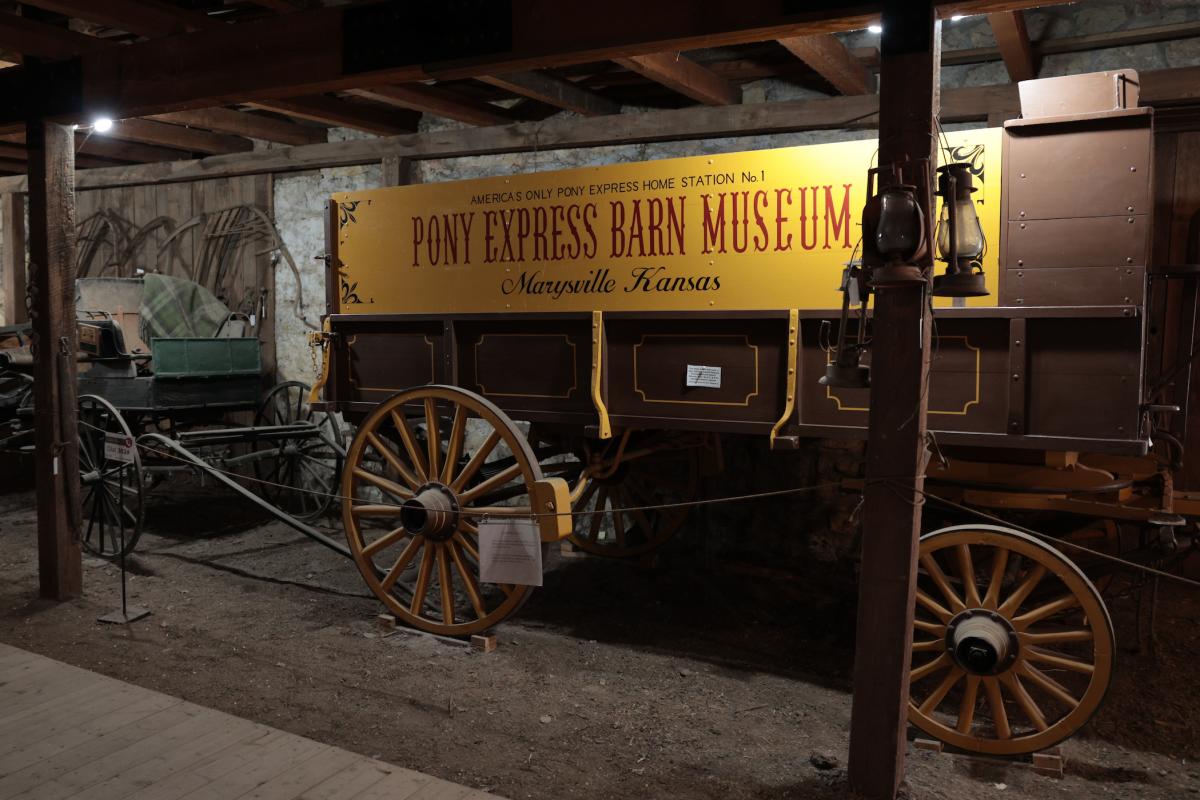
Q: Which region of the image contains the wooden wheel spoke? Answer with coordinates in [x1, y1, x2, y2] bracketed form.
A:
[612, 502, 627, 547]
[912, 639, 945, 653]
[363, 527, 409, 559]
[919, 666, 965, 715]
[589, 489, 608, 541]
[380, 537, 423, 592]
[1024, 647, 1094, 674]
[409, 544, 435, 617]
[450, 429, 501, 492]
[955, 544, 981, 607]
[1013, 593, 1079, 630]
[453, 531, 481, 562]
[910, 652, 951, 683]
[915, 590, 953, 624]
[913, 619, 946, 637]
[957, 675, 981, 734]
[436, 544, 455, 626]
[390, 409, 429, 482]
[424, 398, 441, 481]
[983, 547, 1009, 609]
[351, 503, 402, 518]
[1019, 628, 1093, 646]
[1018, 662, 1080, 711]
[365, 431, 421, 490]
[920, 553, 965, 613]
[441, 406, 467, 485]
[1001, 672, 1048, 731]
[448, 540, 487, 620]
[458, 462, 523, 506]
[460, 505, 532, 519]
[998, 563, 1047, 617]
[353, 466, 414, 502]
[983, 677, 1011, 739]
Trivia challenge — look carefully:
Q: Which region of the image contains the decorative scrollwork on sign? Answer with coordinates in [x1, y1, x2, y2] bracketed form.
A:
[948, 144, 986, 186]
[340, 274, 364, 305]
[339, 200, 360, 230]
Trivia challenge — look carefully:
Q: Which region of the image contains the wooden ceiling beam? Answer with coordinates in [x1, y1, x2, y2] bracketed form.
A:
[0, 11, 107, 59]
[17, 0, 218, 36]
[777, 34, 872, 95]
[0, 142, 117, 168]
[105, 118, 253, 154]
[0, 131, 189, 163]
[145, 108, 325, 145]
[245, 96, 418, 136]
[988, 10, 1037, 82]
[478, 71, 619, 116]
[0, 0, 1063, 126]
[345, 85, 513, 126]
[614, 53, 741, 106]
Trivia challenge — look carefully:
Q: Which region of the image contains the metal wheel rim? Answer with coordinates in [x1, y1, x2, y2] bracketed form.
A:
[341, 385, 542, 636]
[907, 524, 1114, 755]
[254, 380, 343, 521]
[78, 394, 144, 559]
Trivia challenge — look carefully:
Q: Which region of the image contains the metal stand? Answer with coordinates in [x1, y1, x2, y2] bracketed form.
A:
[98, 460, 150, 625]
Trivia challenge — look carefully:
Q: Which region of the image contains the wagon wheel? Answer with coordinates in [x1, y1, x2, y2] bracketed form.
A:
[567, 443, 699, 558]
[78, 394, 144, 559]
[908, 524, 1114, 756]
[342, 385, 542, 636]
[253, 380, 344, 521]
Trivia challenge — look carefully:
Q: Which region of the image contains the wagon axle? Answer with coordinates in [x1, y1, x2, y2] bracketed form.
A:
[400, 483, 461, 541]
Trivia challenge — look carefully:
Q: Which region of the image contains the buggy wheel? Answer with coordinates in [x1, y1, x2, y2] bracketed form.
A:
[253, 380, 344, 521]
[907, 524, 1114, 756]
[342, 385, 540, 636]
[78, 395, 144, 559]
[567, 439, 699, 558]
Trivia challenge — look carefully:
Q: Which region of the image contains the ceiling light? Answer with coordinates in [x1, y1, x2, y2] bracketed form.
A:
[92, 117, 113, 133]
[867, 24, 883, 34]
[951, 14, 965, 21]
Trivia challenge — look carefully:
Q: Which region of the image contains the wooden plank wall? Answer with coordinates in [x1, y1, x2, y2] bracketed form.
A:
[1152, 130, 1200, 489]
[73, 176, 276, 378]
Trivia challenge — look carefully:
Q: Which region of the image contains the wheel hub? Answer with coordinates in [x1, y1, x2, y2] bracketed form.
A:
[945, 609, 1019, 675]
[400, 482, 460, 541]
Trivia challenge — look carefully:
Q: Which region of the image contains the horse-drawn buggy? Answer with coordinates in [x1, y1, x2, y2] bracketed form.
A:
[0, 273, 343, 558]
[307, 69, 1198, 759]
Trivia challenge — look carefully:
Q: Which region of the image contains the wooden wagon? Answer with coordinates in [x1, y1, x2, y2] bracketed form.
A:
[312, 71, 1196, 758]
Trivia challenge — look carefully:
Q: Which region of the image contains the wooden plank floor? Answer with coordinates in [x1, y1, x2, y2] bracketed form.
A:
[0, 643, 503, 800]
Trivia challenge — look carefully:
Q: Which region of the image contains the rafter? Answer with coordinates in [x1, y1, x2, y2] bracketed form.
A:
[0, 131, 189, 163]
[17, 0, 218, 36]
[106, 119, 253, 155]
[145, 108, 324, 146]
[778, 34, 872, 95]
[0, 0, 1059, 127]
[345, 85, 513, 127]
[989, 10, 1038, 82]
[478, 71, 619, 116]
[0, 143, 116, 169]
[614, 53, 741, 106]
[245, 96, 418, 136]
[0, 11, 107, 59]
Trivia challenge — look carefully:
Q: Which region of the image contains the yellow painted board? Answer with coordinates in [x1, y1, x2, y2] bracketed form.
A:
[332, 129, 1002, 314]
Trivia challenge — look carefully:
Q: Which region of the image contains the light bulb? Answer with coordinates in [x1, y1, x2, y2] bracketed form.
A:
[92, 117, 113, 133]
[867, 24, 883, 34]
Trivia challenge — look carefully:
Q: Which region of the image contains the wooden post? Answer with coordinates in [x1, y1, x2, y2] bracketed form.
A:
[27, 111, 82, 600]
[381, 155, 411, 187]
[846, 2, 939, 799]
[1, 193, 26, 325]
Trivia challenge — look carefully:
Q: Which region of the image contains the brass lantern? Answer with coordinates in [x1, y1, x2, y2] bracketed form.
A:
[932, 162, 989, 297]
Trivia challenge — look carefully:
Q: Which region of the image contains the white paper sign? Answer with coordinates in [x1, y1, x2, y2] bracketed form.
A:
[685, 364, 722, 389]
[104, 432, 136, 464]
[478, 518, 543, 587]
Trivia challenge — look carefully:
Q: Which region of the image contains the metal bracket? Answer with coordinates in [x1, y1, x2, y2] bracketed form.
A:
[770, 309, 800, 449]
[590, 311, 612, 440]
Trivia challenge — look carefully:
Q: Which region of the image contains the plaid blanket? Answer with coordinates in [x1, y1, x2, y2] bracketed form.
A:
[139, 274, 232, 342]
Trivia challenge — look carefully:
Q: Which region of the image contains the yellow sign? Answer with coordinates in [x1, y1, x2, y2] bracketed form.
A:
[332, 129, 1001, 314]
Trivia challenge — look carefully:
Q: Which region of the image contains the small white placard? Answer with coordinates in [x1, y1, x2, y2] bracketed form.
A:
[685, 364, 722, 389]
[104, 432, 136, 464]
[478, 518, 543, 587]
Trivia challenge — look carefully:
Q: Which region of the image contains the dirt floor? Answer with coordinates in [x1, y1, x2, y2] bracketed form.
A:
[0, 485, 1197, 800]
